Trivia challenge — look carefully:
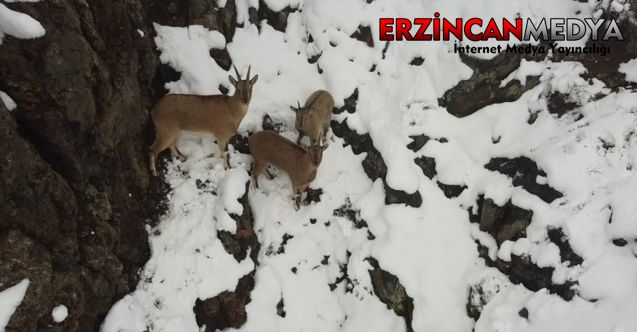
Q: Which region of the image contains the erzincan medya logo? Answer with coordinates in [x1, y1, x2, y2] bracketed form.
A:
[379, 12, 623, 56]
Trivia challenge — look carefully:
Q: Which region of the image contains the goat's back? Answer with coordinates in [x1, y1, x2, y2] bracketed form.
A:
[151, 94, 240, 134]
[249, 131, 307, 171]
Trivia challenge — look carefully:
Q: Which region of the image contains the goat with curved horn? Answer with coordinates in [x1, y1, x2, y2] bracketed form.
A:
[148, 66, 259, 176]
[293, 90, 335, 146]
[249, 130, 327, 210]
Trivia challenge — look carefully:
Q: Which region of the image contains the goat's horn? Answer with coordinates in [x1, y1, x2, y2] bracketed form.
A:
[233, 65, 241, 79]
[247, 65, 251, 80]
[297, 100, 301, 109]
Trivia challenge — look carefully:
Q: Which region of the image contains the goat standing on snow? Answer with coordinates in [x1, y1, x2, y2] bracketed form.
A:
[148, 66, 258, 176]
[249, 130, 327, 209]
[291, 90, 335, 146]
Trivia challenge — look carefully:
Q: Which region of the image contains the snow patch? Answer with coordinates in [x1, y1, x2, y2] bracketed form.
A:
[0, 91, 16, 111]
[618, 58, 637, 83]
[0, 279, 30, 331]
[0, 4, 45, 44]
[51, 305, 68, 323]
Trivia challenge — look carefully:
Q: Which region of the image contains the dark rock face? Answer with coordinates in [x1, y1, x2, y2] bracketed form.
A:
[440, 48, 544, 117]
[253, 0, 298, 33]
[331, 119, 422, 208]
[436, 181, 467, 198]
[409, 57, 424, 66]
[547, 91, 579, 118]
[350, 25, 374, 48]
[485, 157, 563, 204]
[366, 258, 414, 332]
[148, 0, 237, 42]
[547, 228, 583, 267]
[414, 156, 436, 179]
[470, 196, 533, 246]
[442, 5, 637, 118]
[552, 7, 637, 90]
[334, 88, 358, 114]
[407, 134, 430, 152]
[0, 0, 178, 330]
[475, 242, 576, 301]
[470, 196, 577, 300]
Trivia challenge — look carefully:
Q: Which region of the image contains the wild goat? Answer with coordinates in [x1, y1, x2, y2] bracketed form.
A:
[249, 130, 327, 209]
[291, 90, 334, 146]
[149, 66, 258, 176]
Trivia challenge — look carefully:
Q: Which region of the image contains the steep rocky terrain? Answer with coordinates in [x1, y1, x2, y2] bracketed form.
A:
[1, 0, 159, 330]
[2, 1, 637, 332]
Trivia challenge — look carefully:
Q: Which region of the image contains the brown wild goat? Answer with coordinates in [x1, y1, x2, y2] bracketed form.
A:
[291, 90, 335, 145]
[149, 66, 258, 176]
[249, 130, 327, 209]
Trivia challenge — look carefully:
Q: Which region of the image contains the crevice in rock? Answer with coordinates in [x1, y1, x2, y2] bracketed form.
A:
[366, 257, 414, 332]
[484, 157, 563, 204]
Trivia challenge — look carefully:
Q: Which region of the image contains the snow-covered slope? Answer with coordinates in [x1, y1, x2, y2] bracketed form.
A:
[102, 0, 637, 331]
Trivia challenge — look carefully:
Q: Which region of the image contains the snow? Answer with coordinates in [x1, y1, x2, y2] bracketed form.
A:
[104, 0, 637, 331]
[51, 305, 68, 323]
[0, 4, 45, 45]
[618, 58, 637, 83]
[0, 279, 29, 332]
[0, 91, 16, 111]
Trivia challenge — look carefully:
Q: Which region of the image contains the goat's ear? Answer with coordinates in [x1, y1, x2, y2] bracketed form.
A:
[229, 76, 238, 86]
[290, 105, 297, 112]
[321, 144, 328, 151]
[250, 74, 259, 84]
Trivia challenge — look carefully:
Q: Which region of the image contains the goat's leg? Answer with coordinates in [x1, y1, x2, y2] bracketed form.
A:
[294, 189, 302, 211]
[219, 138, 230, 169]
[149, 132, 173, 176]
[170, 142, 187, 162]
[323, 125, 331, 144]
[251, 160, 265, 189]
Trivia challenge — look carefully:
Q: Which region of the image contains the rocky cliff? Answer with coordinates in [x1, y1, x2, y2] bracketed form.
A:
[0, 0, 160, 330]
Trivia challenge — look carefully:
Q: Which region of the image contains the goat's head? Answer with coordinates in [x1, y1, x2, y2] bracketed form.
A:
[229, 65, 259, 104]
[304, 137, 328, 167]
[291, 100, 312, 128]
